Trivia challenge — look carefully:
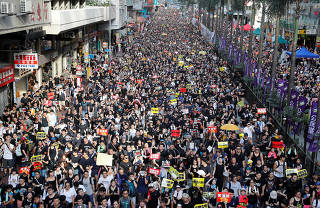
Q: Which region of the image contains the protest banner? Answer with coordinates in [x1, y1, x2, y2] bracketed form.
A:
[148, 168, 160, 176]
[180, 88, 187, 93]
[161, 178, 174, 188]
[178, 61, 184, 66]
[36, 132, 46, 140]
[169, 166, 179, 179]
[218, 141, 229, 149]
[30, 155, 44, 163]
[286, 168, 298, 177]
[152, 108, 159, 114]
[257, 108, 267, 114]
[272, 141, 284, 148]
[149, 153, 160, 160]
[217, 192, 232, 203]
[171, 130, 181, 137]
[19, 167, 30, 175]
[297, 169, 308, 179]
[96, 153, 113, 166]
[192, 178, 205, 187]
[48, 92, 54, 100]
[199, 51, 207, 55]
[136, 79, 143, 84]
[98, 129, 108, 136]
[208, 126, 217, 133]
[194, 203, 208, 208]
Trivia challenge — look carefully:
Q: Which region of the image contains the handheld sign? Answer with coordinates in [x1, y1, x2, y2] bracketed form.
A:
[180, 88, 187, 93]
[168, 167, 179, 179]
[149, 153, 160, 160]
[36, 132, 46, 140]
[218, 142, 228, 149]
[286, 168, 298, 177]
[161, 178, 174, 189]
[30, 155, 44, 163]
[272, 141, 283, 148]
[98, 129, 108, 136]
[149, 168, 160, 176]
[217, 192, 232, 203]
[96, 153, 113, 166]
[297, 169, 308, 179]
[192, 178, 204, 187]
[257, 108, 267, 114]
[208, 126, 217, 133]
[19, 167, 30, 175]
[152, 108, 159, 114]
[203, 192, 215, 199]
[194, 203, 208, 208]
[176, 172, 186, 181]
[171, 130, 181, 137]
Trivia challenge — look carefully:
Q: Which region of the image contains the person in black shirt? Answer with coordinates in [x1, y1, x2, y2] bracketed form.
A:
[44, 186, 56, 208]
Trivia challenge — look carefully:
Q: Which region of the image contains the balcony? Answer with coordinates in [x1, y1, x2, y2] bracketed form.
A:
[43, 6, 116, 35]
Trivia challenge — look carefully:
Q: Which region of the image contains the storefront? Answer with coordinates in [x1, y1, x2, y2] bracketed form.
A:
[0, 65, 15, 113]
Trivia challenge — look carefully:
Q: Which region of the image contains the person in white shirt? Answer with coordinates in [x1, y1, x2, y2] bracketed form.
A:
[60, 181, 76, 205]
[47, 110, 57, 128]
[8, 169, 19, 187]
[243, 123, 254, 139]
[98, 169, 114, 191]
[1, 135, 15, 176]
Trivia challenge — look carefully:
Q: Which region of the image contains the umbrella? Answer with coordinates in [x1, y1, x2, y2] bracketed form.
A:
[243, 24, 252, 31]
[220, 124, 239, 131]
[253, 28, 260, 35]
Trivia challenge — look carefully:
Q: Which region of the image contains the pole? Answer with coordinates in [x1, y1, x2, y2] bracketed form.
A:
[109, 0, 112, 64]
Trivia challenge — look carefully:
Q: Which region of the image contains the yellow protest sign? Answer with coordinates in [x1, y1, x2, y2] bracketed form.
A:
[178, 55, 183, 59]
[218, 142, 229, 149]
[30, 155, 44, 163]
[170, 99, 177, 105]
[297, 169, 308, 179]
[175, 93, 180, 97]
[178, 61, 184, 66]
[192, 178, 204, 187]
[286, 168, 298, 177]
[152, 108, 159, 114]
[169, 167, 179, 179]
[176, 172, 186, 181]
[161, 178, 174, 189]
[219, 67, 225, 72]
[194, 203, 208, 208]
[199, 51, 207, 55]
[186, 84, 192, 90]
[36, 132, 46, 140]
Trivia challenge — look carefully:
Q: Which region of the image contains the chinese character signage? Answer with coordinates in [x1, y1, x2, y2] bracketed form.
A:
[14, 53, 38, 77]
[0, 65, 14, 88]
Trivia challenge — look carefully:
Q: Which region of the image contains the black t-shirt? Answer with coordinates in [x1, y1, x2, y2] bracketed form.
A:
[79, 157, 94, 169]
[45, 194, 56, 208]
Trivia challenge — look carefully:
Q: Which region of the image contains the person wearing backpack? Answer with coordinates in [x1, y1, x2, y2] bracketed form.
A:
[273, 154, 287, 182]
[119, 190, 134, 208]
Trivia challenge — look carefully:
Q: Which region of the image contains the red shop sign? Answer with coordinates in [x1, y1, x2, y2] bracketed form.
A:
[0, 65, 14, 88]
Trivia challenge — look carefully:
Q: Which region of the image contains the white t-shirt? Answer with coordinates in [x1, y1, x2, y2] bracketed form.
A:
[313, 199, 320, 208]
[48, 113, 57, 127]
[8, 174, 19, 187]
[3, 143, 14, 160]
[98, 175, 114, 190]
[61, 187, 76, 203]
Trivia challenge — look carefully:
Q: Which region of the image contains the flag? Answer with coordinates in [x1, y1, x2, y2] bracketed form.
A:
[308, 139, 319, 152]
[307, 101, 318, 142]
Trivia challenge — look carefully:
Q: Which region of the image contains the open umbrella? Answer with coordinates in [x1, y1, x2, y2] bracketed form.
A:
[220, 124, 239, 131]
[253, 28, 260, 35]
[243, 24, 252, 31]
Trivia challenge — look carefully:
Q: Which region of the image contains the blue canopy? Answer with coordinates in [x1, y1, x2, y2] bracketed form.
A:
[286, 47, 320, 58]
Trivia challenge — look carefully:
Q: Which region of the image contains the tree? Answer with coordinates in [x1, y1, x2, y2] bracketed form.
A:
[267, 0, 294, 90]
[287, 0, 302, 105]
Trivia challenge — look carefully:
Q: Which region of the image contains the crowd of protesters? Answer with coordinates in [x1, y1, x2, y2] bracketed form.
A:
[0, 7, 319, 208]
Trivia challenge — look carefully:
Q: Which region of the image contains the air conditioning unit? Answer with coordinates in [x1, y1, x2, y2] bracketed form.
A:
[20, 0, 32, 13]
[1, 2, 9, 14]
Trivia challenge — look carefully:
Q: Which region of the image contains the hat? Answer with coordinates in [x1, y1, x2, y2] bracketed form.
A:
[148, 184, 154, 188]
[247, 159, 253, 165]
[315, 182, 320, 186]
[182, 193, 189, 198]
[270, 190, 277, 199]
[176, 185, 181, 188]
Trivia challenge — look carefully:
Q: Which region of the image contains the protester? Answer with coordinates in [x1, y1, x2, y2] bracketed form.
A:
[0, 7, 318, 208]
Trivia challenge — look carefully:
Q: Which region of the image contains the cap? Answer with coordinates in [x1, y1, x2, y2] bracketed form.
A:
[315, 182, 320, 186]
[176, 185, 181, 188]
[148, 184, 154, 188]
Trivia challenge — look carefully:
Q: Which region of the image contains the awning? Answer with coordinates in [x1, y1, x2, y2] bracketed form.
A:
[286, 47, 320, 58]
